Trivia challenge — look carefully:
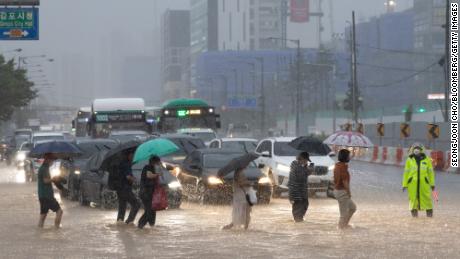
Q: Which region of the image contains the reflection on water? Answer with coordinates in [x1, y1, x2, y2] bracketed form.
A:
[15, 169, 26, 183]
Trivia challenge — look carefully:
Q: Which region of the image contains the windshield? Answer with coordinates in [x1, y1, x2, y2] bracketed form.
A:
[77, 141, 118, 159]
[33, 135, 64, 143]
[221, 141, 257, 152]
[274, 142, 300, 157]
[184, 132, 216, 142]
[203, 154, 257, 169]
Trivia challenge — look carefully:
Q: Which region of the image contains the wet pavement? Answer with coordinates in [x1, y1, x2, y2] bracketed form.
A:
[0, 162, 459, 259]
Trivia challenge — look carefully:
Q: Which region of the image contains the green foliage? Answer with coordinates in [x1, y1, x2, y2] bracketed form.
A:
[342, 81, 363, 113]
[0, 55, 36, 121]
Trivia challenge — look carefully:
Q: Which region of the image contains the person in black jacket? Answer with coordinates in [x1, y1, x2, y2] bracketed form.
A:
[137, 156, 161, 229]
[288, 152, 313, 222]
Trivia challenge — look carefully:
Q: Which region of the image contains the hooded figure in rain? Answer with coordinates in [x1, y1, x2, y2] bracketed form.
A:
[402, 143, 435, 217]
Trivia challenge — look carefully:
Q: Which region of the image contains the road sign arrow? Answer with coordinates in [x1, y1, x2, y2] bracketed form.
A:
[400, 123, 410, 138]
[377, 123, 384, 137]
[22, 30, 29, 36]
[428, 124, 439, 139]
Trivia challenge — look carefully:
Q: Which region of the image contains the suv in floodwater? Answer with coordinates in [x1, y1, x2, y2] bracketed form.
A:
[255, 137, 335, 198]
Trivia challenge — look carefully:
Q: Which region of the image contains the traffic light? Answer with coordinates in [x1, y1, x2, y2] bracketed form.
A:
[418, 107, 426, 113]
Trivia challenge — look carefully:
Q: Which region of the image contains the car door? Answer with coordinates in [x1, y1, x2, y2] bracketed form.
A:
[179, 152, 202, 194]
[256, 140, 272, 167]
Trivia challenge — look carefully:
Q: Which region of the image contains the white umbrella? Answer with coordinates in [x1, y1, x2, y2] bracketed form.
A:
[323, 131, 374, 148]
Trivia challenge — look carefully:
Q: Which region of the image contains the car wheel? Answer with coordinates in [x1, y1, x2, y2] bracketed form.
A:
[197, 182, 210, 205]
[100, 186, 117, 209]
[68, 178, 79, 201]
[327, 182, 335, 199]
[79, 189, 90, 206]
[258, 194, 271, 204]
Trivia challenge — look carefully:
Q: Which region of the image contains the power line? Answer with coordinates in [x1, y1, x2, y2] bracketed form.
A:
[356, 43, 441, 57]
[357, 61, 443, 74]
[361, 61, 439, 88]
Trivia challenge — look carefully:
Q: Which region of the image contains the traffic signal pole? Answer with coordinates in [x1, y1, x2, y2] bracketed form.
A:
[351, 11, 359, 125]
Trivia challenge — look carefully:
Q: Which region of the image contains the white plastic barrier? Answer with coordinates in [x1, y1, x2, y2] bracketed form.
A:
[384, 147, 397, 165]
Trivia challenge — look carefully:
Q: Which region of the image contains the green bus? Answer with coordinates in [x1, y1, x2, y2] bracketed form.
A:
[154, 99, 221, 133]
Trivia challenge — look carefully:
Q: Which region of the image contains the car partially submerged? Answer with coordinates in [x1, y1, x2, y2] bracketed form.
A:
[178, 149, 272, 204]
[78, 150, 183, 209]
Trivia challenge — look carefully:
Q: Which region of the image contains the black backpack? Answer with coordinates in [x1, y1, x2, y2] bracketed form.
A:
[107, 165, 123, 191]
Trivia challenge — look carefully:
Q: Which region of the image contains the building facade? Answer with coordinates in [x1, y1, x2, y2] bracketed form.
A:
[161, 9, 191, 99]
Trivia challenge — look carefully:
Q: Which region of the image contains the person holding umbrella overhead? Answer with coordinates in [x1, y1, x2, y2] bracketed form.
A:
[137, 156, 161, 229]
[37, 153, 63, 228]
[132, 138, 180, 229]
[218, 153, 259, 230]
[29, 141, 82, 229]
[288, 151, 313, 223]
[116, 150, 140, 225]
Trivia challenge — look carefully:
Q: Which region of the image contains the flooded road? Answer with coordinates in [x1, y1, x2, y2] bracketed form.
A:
[0, 162, 459, 258]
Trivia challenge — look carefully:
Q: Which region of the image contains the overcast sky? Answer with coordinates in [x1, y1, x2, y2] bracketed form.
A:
[0, 0, 413, 107]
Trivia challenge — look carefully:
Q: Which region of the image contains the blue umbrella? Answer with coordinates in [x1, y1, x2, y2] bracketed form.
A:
[29, 140, 82, 159]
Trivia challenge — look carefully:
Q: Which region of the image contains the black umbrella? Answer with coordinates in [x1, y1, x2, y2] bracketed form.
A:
[29, 140, 82, 159]
[99, 140, 141, 171]
[217, 152, 259, 177]
[288, 136, 331, 155]
[86, 149, 111, 172]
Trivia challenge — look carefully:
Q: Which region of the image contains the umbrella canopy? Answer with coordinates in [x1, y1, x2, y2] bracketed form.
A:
[217, 152, 259, 178]
[29, 140, 82, 159]
[99, 140, 141, 171]
[323, 131, 374, 148]
[289, 136, 331, 155]
[133, 138, 180, 164]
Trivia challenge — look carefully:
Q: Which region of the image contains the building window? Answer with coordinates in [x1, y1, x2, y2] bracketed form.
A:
[222, 0, 225, 12]
[250, 39, 255, 50]
[223, 41, 226, 50]
[237, 0, 240, 12]
[237, 42, 240, 50]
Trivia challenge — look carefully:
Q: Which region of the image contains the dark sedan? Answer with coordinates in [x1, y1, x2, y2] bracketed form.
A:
[79, 157, 183, 209]
[178, 149, 273, 204]
[160, 134, 206, 176]
[60, 138, 119, 201]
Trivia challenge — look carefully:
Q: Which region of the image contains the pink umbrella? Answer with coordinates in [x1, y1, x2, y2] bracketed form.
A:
[323, 131, 374, 148]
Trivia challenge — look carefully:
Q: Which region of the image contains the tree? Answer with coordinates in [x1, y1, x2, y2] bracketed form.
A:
[342, 81, 363, 113]
[0, 55, 36, 121]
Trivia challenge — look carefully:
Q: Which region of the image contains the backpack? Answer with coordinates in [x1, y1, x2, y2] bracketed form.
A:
[107, 165, 123, 191]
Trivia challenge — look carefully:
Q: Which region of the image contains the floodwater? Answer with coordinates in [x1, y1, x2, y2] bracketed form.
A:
[0, 162, 459, 259]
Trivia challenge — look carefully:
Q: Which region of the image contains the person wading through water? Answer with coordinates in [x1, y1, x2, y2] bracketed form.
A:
[288, 151, 313, 223]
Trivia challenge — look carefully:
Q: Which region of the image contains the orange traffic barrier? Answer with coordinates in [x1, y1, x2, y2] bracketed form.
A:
[430, 151, 445, 170]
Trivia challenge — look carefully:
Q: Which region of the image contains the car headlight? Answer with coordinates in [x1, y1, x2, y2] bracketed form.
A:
[208, 176, 223, 185]
[50, 168, 61, 178]
[168, 181, 182, 189]
[258, 177, 271, 185]
[276, 163, 290, 172]
[16, 153, 26, 161]
[328, 165, 335, 171]
[74, 170, 81, 175]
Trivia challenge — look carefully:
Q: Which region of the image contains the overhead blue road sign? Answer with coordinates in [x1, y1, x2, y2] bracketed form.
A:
[0, 8, 39, 40]
[228, 96, 257, 109]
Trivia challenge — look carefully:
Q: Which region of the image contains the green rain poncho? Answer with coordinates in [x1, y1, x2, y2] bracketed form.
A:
[402, 144, 435, 211]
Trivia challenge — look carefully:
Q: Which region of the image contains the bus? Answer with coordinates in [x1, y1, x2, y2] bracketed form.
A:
[72, 107, 91, 137]
[88, 98, 149, 138]
[154, 98, 221, 133]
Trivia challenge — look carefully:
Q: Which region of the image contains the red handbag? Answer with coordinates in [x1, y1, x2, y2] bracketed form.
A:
[152, 183, 168, 211]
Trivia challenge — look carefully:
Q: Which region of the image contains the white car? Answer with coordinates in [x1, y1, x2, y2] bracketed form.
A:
[255, 137, 335, 198]
[209, 138, 258, 153]
[176, 128, 218, 146]
[25, 132, 66, 181]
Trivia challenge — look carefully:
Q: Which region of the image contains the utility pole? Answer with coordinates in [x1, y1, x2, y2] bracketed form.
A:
[351, 11, 359, 125]
[255, 57, 266, 136]
[295, 39, 301, 136]
[444, 0, 450, 122]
